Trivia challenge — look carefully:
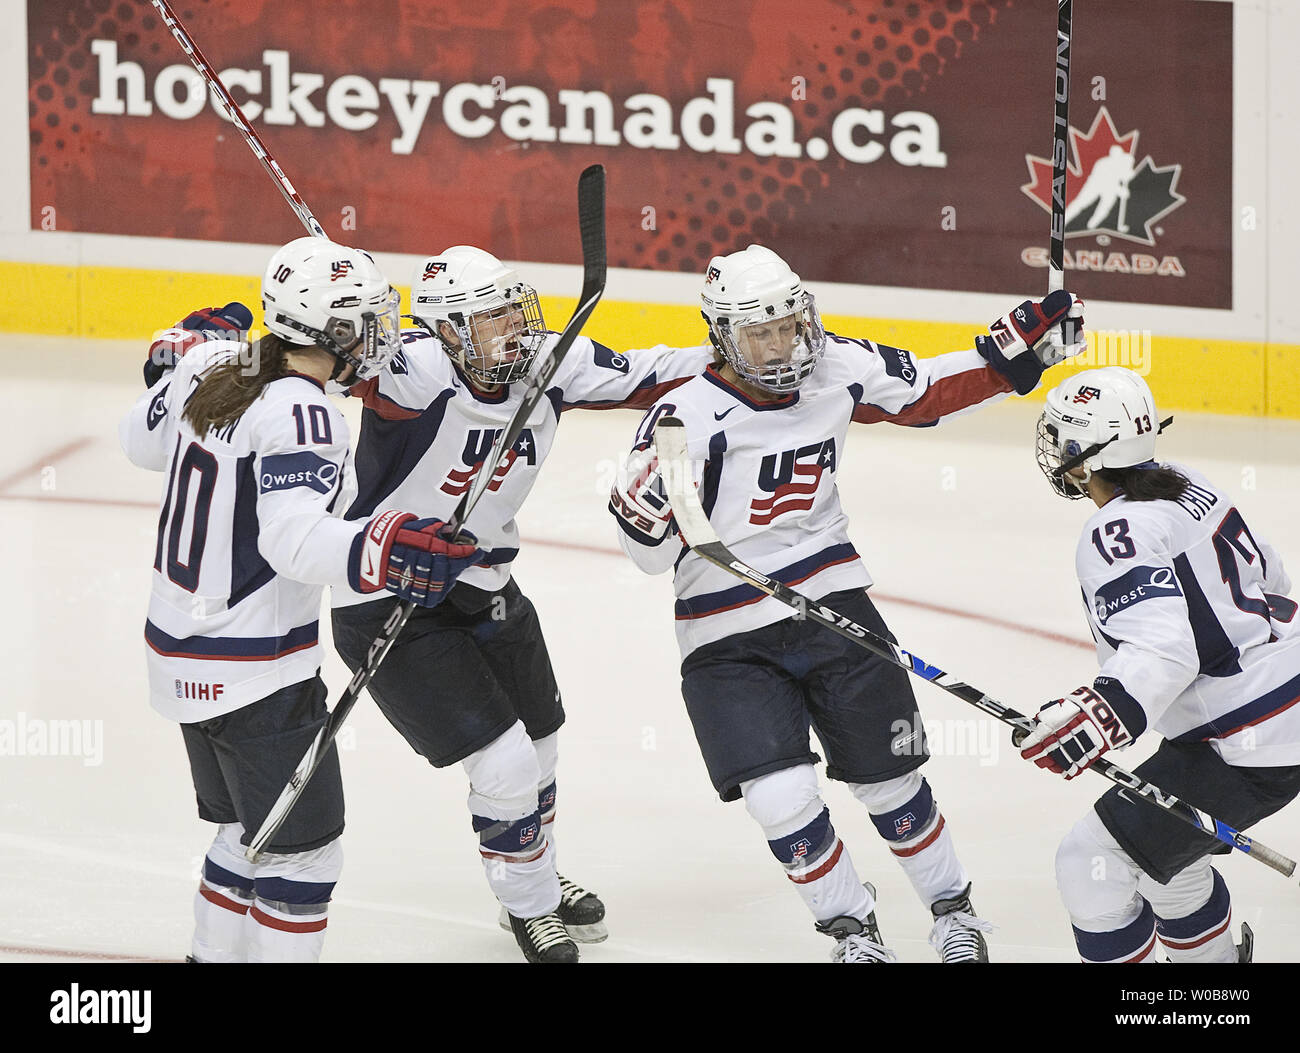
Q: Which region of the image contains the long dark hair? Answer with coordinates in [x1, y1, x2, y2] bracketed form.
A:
[182, 334, 293, 436]
[1095, 463, 1191, 502]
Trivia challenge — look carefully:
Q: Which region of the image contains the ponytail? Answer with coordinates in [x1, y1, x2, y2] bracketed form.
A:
[1095, 463, 1190, 502]
[182, 334, 293, 436]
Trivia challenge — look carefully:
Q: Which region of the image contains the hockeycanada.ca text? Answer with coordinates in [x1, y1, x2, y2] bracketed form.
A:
[90, 42, 949, 164]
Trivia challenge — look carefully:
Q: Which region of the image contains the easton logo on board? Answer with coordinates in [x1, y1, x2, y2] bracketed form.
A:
[1020, 106, 1187, 279]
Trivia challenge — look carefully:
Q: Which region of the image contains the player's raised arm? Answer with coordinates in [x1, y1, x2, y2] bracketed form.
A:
[847, 291, 1086, 427]
[119, 304, 253, 471]
[552, 337, 713, 412]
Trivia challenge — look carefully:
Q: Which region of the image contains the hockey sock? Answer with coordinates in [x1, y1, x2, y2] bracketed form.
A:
[852, 774, 968, 907]
[534, 731, 559, 860]
[244, 838, 341, 963]
[742, 766, 871, 924]
[192, 823, 254, 963]
[1145, 862, 1237, 963]
[1073, 899, 1160, 963]
[465, 722, 561, 919]
[1057, 811, 1158, 963]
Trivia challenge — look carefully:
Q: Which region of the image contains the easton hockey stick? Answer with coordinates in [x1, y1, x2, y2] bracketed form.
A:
[652, 417, 1298, 879]
[246, 165, 607, 861]
[151, 0, 327, 239]
[1048, 1, 1079, 352]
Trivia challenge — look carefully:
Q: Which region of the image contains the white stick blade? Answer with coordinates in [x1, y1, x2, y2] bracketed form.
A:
[652, 417, 719, 548]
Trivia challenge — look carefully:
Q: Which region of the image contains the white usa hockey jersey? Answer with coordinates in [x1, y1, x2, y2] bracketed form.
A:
[120, 342, 363, 722]
[1076, 464, 1300, 767]
[615, 334, 1013, 657]
[333, 328, 712, 605]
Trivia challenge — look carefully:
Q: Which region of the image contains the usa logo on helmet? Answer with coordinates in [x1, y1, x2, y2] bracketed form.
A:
[423, 261, 449, 281]
[330, 260, 355, 281]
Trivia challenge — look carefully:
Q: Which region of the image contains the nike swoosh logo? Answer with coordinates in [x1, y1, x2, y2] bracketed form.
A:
[714, 407, 737, 420]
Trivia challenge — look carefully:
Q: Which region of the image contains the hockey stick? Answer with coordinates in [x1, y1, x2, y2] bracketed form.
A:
[246, 165, 607, 861]
[1048, 1, 1080, 352]
[653, 417, 1298, 880]
[150, 0, 327, 239]
[446, 163, 608, 537]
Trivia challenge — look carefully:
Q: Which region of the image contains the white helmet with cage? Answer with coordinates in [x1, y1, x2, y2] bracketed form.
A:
[261, 236, 401, 383]
[700, 245, 826, 394]
[409, 246, 547, 386]
[1036, 366, 1166, 499]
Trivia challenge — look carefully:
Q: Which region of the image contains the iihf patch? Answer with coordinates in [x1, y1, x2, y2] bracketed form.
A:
[894, 813, 916, 836]
[259, 452, 341, 494]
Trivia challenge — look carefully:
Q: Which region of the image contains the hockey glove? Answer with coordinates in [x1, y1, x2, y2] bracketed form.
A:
[349, 511, 483, 608]
[145, 302, 253, 387]
[975, 290, 1085, 395]
[1018, 684, 1138, 780]
[609, 448, 676, 547]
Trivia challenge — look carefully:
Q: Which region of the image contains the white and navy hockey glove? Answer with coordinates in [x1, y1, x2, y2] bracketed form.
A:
[975, 290, 1084, 395]
[145, 303, 253, 387]
[349, 511, 483, 607]
[1018, 684, 1140, 780]
[609, 448, 676, 547]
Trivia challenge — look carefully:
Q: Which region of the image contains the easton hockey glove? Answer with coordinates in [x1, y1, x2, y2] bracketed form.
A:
[975, 290, 1084, 395]
[349, 511, 482, 607]
[145, 302, 253, 387]
[609, 447, 676, 546]
[1018, 684, 1139, 780]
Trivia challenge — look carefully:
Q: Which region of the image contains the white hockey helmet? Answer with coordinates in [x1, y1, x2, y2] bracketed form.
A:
[700, 245, 826, 394]
[409, 245, 547, 386]
[261, 237, 401, 383]
[1036, 367, 1169, 499]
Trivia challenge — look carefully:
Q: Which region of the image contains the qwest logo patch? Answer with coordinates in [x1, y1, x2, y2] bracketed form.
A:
[877, 343, 917, 386]
[1021, 106, 1187, 279]
[592, 342, 630, 374]
[146, 387, 169, 430]
[749, 439, 836, 525]
[1093, 565, 1182, 625]
[259, 452, 341, 495]
[440, 429, 537, 497]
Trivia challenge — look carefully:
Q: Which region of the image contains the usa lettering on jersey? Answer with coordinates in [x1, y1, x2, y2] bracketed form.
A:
[440, 428, 537, 497]
[749, 439, 836, 525]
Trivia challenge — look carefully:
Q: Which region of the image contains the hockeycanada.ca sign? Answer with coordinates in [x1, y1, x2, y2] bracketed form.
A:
[89, 42, 948, 166]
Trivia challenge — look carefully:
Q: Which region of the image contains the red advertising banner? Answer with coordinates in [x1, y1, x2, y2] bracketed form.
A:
[28, 0, 1231, 307]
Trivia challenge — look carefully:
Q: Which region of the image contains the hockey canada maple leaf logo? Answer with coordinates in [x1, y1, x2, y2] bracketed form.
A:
[1021, 107, 1185, 248]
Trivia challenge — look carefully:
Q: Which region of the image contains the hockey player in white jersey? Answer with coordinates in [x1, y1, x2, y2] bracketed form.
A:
[1022, 367, 1300, 963]
[611, 245, 1086, 962]
[120, 237, 480, 963]
[330, 245, 712, 962]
